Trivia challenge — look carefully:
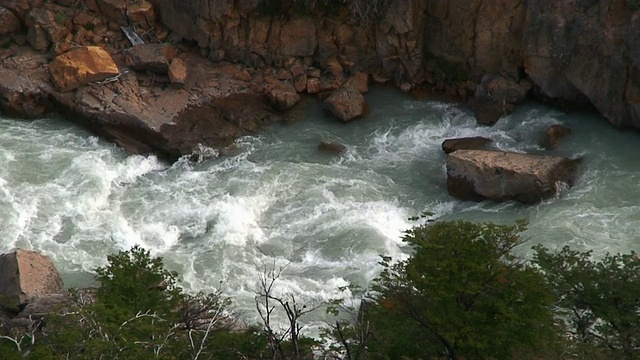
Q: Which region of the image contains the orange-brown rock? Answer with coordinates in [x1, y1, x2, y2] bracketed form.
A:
[323, 87, 369, 122]
[446, 150, 581, 204]
[49, 46, 119, 92]
[0, 249, 64, 310]
[168, 57, 187, 87]
[472, 75, 531, 125]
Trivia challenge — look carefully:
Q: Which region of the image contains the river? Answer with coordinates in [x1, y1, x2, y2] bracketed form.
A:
[1, 87, 639, 331]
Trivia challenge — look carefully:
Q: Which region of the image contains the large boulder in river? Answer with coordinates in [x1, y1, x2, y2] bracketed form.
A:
[446, 150, 581, 204]
[0, 249, 64, 312]
[49, 46, 120, 92]
[323, 87, 370, 122]
[442, 136, 492, 154]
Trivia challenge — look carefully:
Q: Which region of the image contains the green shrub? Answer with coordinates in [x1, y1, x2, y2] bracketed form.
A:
[327, 220, 560, 360]
[534, 246, 640, 359]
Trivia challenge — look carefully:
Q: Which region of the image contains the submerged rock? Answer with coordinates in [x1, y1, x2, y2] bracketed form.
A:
[323, 87, 369, 122]
[446, 150, 581, 204]
[540, 124, 571, 149]
[318, 140, 347, 155]
[442, 136, 492, 154]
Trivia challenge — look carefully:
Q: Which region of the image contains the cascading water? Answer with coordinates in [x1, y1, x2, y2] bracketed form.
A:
[1, 87, 639, 331]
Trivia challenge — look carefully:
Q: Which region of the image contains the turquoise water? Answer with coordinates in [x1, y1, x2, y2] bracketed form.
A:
[1, 87, 639, 330]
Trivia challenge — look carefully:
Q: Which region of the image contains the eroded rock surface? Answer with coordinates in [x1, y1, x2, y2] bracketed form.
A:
[446, 150, 581, 204]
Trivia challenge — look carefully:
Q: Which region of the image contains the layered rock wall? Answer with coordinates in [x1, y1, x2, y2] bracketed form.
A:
[155, 0, 428, 87]
[152, 0, 640, 129]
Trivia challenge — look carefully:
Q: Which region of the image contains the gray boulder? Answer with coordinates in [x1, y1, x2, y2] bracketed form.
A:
[446, 150, 581, 204]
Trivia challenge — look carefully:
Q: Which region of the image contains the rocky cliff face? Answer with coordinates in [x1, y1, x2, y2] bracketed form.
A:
[155, 0, 428, 88]
[154, 0, 640, 129]
[423, 0, 640, 128]
[523, 0, 640, 127]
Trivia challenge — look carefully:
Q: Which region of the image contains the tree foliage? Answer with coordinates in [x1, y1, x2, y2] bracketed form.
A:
[326, 220, 560, 360]
[534, 245, 640, 359]
[3, 222, 640, 359]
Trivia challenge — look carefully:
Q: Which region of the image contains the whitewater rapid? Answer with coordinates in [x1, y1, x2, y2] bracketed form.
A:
[1, 88, 639, 330]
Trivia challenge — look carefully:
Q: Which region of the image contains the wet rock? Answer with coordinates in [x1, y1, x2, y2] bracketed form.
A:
[472, 75, 531, 125]
[124, 43, 176, 73]
[0, 249, 64, 312]
[442, 136, 492, 154]
[323, 87, 369, 122]
[49, 46, 119, 92]
[318, 140, 346, 155]
[267, 88, 300, 111]
[446, 150, 581, 204]
[540, 124, 571, 149]
[168, 57, 187, 87]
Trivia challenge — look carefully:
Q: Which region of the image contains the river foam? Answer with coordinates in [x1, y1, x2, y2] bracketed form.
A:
[1, 88, 639, 332]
